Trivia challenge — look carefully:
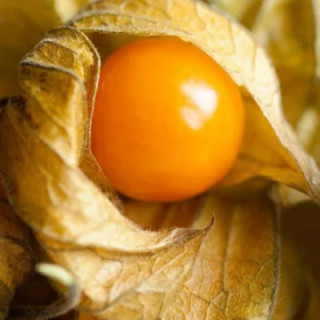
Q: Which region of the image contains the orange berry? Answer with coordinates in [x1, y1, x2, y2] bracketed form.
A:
[91, 37, 245, 202]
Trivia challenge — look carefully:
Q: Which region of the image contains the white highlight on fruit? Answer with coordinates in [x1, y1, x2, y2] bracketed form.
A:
[181, 81, 218, 129]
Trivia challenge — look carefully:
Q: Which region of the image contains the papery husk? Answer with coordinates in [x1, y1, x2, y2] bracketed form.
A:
[0, 0, 319, 318]
[294, 0, 320, 166]
[0, 201, 34, 319]
[210, 1, 320, 316]
[124, 193, 279, 320]
[0, 28, 209, 315]
[252, 0, 316, 128]
[0, 0, 90, 99]
[77, 191, 279, 319]
[255, 0, 320, 204]
[204, 0, 263, 28]
[210, 0, 320, 206]
[212, 0, 320, 159]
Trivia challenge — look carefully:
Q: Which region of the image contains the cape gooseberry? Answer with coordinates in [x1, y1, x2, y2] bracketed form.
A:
[91, 37, 245, 202]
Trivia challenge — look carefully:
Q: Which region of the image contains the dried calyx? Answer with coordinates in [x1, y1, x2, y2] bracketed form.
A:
[0, 0, 319, 319]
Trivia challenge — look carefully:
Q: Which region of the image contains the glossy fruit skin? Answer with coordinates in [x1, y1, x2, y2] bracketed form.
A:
[92, 37, 245, 202]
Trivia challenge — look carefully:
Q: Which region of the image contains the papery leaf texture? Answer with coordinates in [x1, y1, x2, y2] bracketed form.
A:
[0, 0, 319, 319]
[0, 200, 34, 319]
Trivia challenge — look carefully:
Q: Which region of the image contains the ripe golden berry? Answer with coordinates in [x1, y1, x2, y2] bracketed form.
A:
[92, 37, 245, 202]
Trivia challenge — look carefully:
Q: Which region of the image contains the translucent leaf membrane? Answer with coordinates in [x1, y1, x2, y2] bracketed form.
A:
[0, 0, 318, 318]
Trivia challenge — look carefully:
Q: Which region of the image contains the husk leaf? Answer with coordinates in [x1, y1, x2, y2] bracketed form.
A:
[78, 192, 279, 319]
[207, 0, 320, 206]
[207, 1, 320, 315]
[211, 0, 320, 160]
[0, 0, 318, 318]
[0, 26, 209, 316]
[204, 0, 264, 28]
[163, 194, 279, 319]
[294, 0, 320, 166]
[0, 201, 34, 319]
[252, 0, 316, 128]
